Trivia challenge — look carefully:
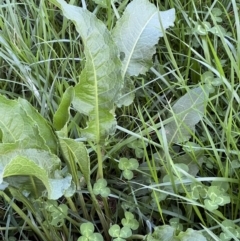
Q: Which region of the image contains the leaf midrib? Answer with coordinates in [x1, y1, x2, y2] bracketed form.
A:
[122, 10, 157, 77]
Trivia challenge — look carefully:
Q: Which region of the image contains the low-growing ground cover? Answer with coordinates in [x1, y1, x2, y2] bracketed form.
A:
[0, 0, 239, 240]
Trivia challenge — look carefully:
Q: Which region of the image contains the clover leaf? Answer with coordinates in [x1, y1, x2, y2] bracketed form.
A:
[194, 21, 211, 35]
[45, 200, 68, 227]
[109, 224, 132, 241]
[212, 8, 222, 22]
[190, 183, 207, 200]
[118, 158, 139, 180]
[169, 218, 183, 232]
[121, 211, 139, 230]
[150, 190, 168, 207]
[219, 220, 240, 241]
[127, 140, 147, 158]
[78, 222, 103, 241]
[204, 186, 230, 211]
[93, 178, 110, 197]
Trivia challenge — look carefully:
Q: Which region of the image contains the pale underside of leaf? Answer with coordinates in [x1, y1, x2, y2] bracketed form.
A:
[112, 0, 175, 77]
[56, 0, 122, 143]
[0, 145, 71, 199]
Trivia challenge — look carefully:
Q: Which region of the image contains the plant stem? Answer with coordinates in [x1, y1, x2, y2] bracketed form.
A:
[96, 143, 104, 179]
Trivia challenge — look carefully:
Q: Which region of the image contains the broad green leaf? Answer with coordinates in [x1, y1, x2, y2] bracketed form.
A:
[162, 86, 209, 144]
[0, 95, 57, 153]
[18, 98, 58, 153]
[53, 86, 74, 131]
[57, 135, 90, 184]
[0, 146, 71, 199]
[112, 0, 175, 77]
[55, 0, 122, 143]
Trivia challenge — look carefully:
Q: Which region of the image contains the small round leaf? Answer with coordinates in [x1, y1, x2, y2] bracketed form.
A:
[109, 224, 121, 238]
[120, 226, 132, 238]
[80, 222, 94, 236]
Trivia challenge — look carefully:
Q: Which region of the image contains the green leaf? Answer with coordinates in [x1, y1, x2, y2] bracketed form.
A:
[204, 186, 230, 211]
[162, 86, 209, 144]
[53, 86, 74, 131]
[80, 223, 95, 237]
[89, 233, 104, 241]
[150, 225, 175, 241]
[112, 0, 175, 106]
[112, 0, 175, 77]
[190, 183, 205, 200]
[204, 199, 219, 211]
[179, 228, 206, 241]
[122, 170, 134, 180]
[45, 201, 68, 227]
[127, 140, 147, 158]
[151, 191, 168, 205]
[119, 158, 139, 171]
[78, 237, 88, 241]
[93, 178, 110, 197]
[113, 238, 125, 241]
[220, 220, 240, 241]
[119, 226, 132, 238]
[55, 0, 122, 143]
[0, 95, 57, 153]
[169, 218, 183, 231]
[121, 211, 139, 230]
[0, 146, 71, 199]
[57, 135, 90, 184]
[109, 224, 121, 237]
[172, 163, 189, 177]
[128, 158, 139, 170]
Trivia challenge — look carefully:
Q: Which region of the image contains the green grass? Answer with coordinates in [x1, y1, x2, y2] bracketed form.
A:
[0, 0, 240, 240]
